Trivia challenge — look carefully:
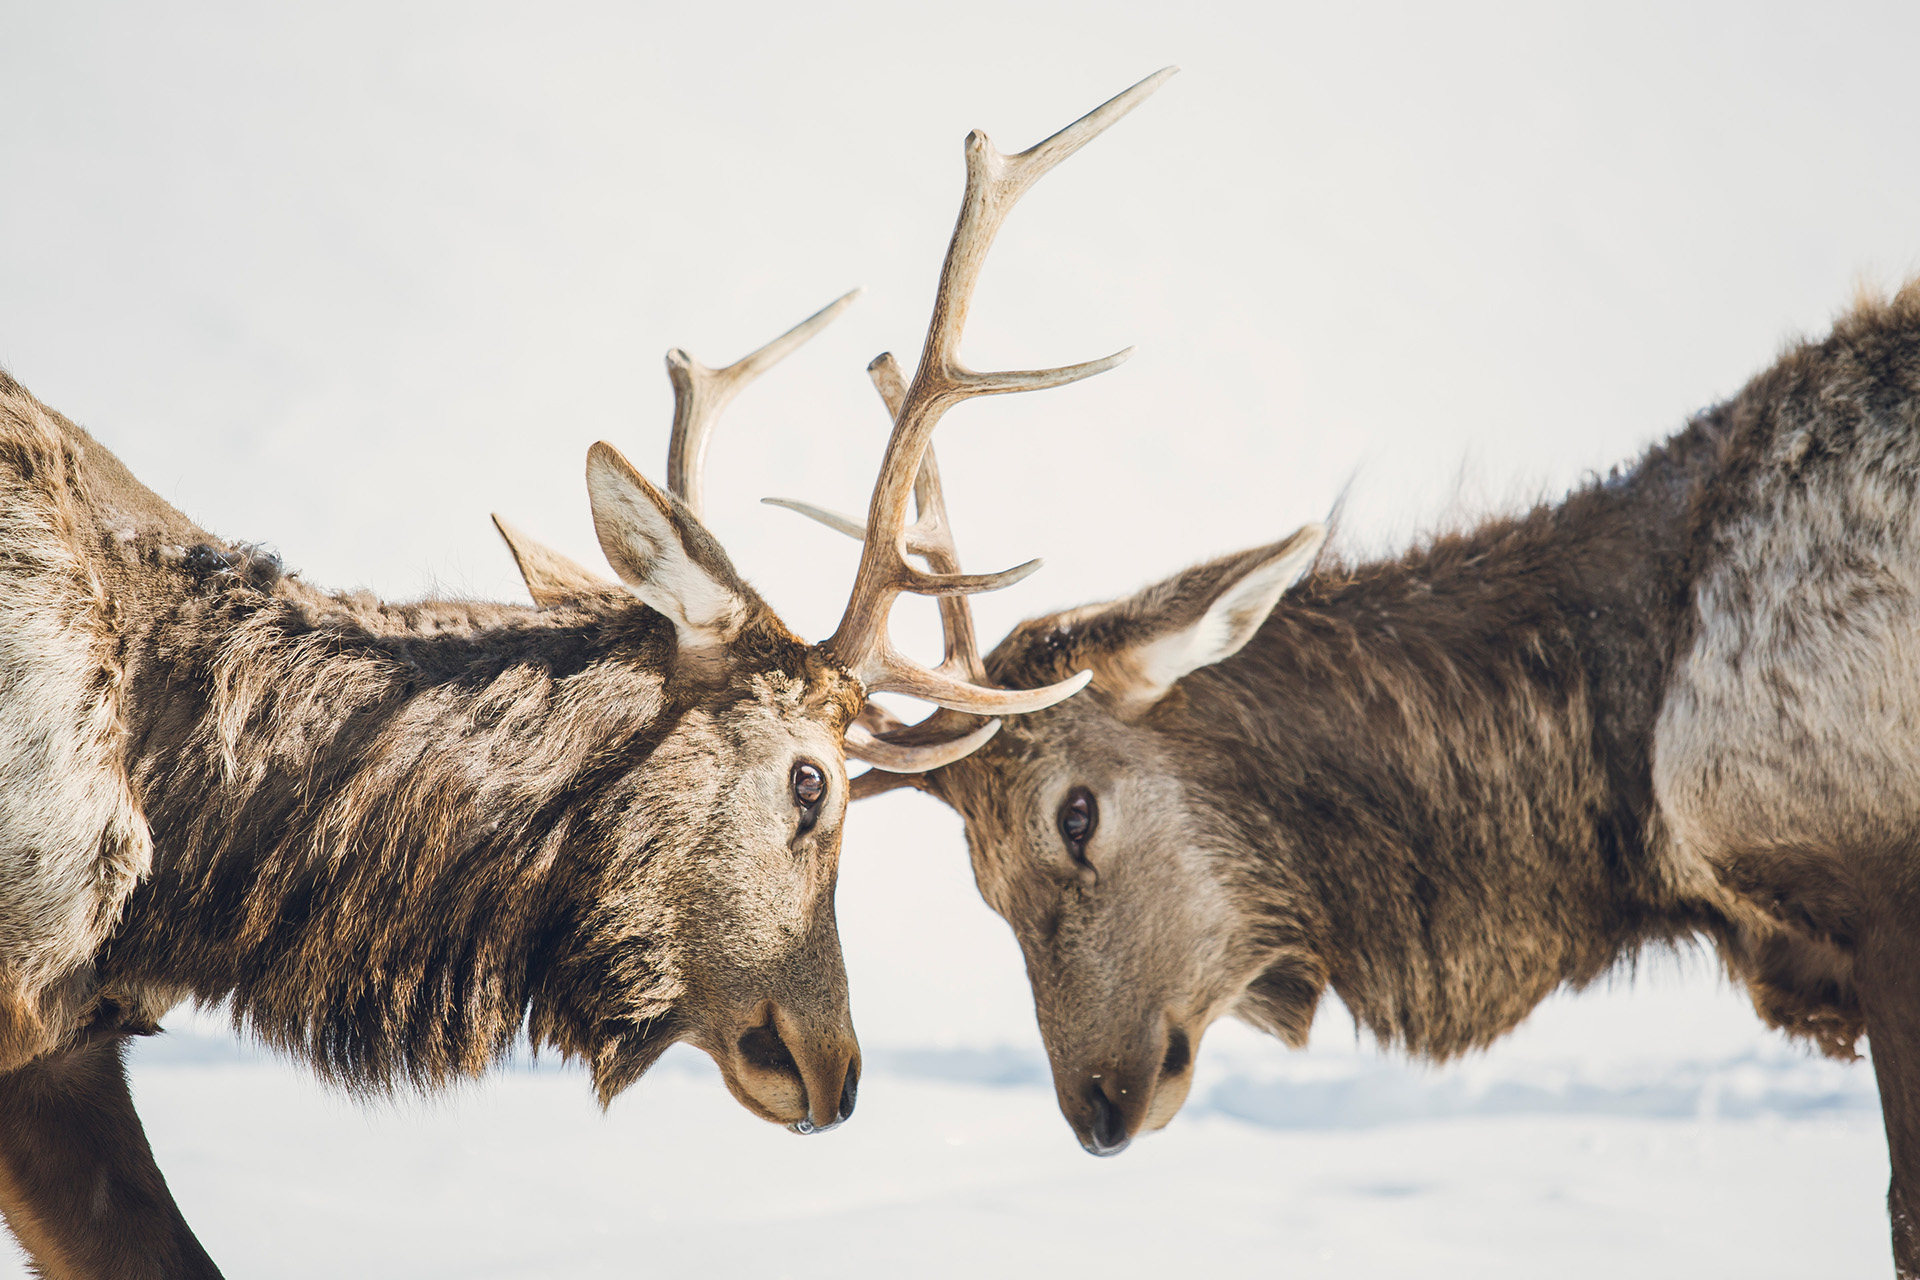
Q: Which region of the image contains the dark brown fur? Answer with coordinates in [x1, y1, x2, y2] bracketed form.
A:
[0, 370, 868, 1277]
[108, 577, 849, 1095]
[917, 285, 1920, 1268]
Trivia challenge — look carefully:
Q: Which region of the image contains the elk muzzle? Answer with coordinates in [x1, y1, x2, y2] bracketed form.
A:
[716, 1000, 860, 1134]
[1057, 1013, 1200, 1157]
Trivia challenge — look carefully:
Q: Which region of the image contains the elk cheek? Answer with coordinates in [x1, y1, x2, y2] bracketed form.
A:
[1035, 905, 1065, 945]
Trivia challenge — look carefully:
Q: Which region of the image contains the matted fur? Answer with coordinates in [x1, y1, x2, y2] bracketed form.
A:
[0, 377, 150, 1067]
[0, 370, 868, 1277]
[915, 282, 1920, 1265]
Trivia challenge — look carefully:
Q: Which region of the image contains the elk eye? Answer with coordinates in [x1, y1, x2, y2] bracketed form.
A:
[1057, 787, 1097, 867]
[791, 761, 827, 834]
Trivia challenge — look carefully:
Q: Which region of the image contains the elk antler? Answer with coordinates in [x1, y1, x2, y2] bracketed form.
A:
[668, 289, 861, 516]
[768, 352, 993, 684]
[493, 292, 858, 604]
[817, 67, 1176, 718]
[809, 354, 1005, 776]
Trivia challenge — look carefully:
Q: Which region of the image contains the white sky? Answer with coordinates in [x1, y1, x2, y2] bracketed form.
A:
[5, 1, 1918, 1055]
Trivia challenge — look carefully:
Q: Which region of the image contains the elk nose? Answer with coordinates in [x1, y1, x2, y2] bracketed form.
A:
[795, 1055, 860, 1134]
[786, 1042, 861, 1136]
[1081, 1081, 1132, 1157]
[837, 1058, 859, 1123]
[1161, 1024, 1192, 1078]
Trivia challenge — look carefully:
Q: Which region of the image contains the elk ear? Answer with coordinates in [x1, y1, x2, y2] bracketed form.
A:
[1092, 523, 1326, 715]
[584, 441, 752, 652]
[491, 515, 617, 608]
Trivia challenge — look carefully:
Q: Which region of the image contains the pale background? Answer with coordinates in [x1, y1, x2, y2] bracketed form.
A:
[1, 2, 1914, 1275]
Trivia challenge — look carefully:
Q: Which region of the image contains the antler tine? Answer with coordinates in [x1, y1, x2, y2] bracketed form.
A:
[850, 352, 1012, 773]
[769, 353, 1008, 773]
[765, 352, 1028, 580]
[823, 68, 1174, 712]
[760, 358, 942, 560]
[666, 288, 861, 518]
[866, 352, 990, 684]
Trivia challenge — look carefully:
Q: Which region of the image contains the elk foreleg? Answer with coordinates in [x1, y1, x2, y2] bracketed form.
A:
[1862, 902, 1920, 1278]
[0, 1035, 221, 1279]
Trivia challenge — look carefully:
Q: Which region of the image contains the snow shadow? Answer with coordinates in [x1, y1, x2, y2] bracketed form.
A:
[858, 1044, 1882, 1131]
[128, 1027, 1880, 1132]
[1203, 1053, 1880, 1130]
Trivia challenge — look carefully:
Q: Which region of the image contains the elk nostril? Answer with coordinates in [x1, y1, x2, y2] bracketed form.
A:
[1160, 1026, 1191, 1078]
[737, 1022, 797, 1076]
[1082, 1083, 1132, 1157]
[838, 1060, 859, 1122]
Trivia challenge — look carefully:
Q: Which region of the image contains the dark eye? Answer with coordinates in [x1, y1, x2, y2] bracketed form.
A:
[1057, 787, 1097, 867]
[792, 761, 826, 834]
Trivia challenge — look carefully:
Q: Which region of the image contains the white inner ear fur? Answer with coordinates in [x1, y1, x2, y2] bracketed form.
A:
[585, 443, 747, 652]
[1130, 523, 1327, 704]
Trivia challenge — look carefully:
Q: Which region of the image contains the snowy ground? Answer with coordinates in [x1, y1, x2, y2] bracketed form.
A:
[1, 957, 1893, 1279]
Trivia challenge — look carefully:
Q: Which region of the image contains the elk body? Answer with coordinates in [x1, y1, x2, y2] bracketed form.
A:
[0, 356, 876, 1276]
[0, 70, 1165, 1277]
[823, 283, 1920, 1269]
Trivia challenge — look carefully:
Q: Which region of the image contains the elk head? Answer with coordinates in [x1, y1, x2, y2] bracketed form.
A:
[493, 294, 872, 1132]
[935, 532, 1328, 1154]
[492, 69, 1178, 1130]
[768, 68, 1337, 1155]
[783, 517, 1327, 1151]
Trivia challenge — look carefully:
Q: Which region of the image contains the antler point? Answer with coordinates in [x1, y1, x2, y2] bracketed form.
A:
[828, 72, 1164, 748]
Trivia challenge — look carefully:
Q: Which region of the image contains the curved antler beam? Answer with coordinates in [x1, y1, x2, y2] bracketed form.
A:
[949, 348, 1134, 396]
[667, 288, 861, 517]
[822, 68, 1175, 710]
[897, 559, 1042, 597]
[845, 717, 1003, 772]
[868, 657, 1091, 715]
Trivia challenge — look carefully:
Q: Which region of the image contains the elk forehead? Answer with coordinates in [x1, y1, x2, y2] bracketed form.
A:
[744, 659, 867, 727]
[719, 669, 856, 790]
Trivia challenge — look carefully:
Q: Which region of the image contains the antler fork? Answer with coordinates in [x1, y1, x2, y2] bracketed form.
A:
[493, 292, 858, 604]
[823, 354, 1005, 773]
[816, 67, 1177, 717]
[767, 352, 992, 684]
[668, 290, 861, 517]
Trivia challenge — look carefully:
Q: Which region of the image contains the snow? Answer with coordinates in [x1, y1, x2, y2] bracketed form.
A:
[0, 991, 1892, 1278]
[0, 950, 1896, 1277]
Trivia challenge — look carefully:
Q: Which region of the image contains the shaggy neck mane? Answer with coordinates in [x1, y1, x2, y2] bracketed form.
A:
[101, 571, 684, 1093]
[1178, 410, 1739, 1060]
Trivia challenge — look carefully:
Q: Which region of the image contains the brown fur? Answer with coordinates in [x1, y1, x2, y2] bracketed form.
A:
[0, 370, 868, 1276]
[918, 282, 1920, 1269]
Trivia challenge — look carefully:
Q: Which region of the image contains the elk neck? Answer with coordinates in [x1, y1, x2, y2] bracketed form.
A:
[1169, 409, 1743, 1061]
[96, 566, 690, 1093]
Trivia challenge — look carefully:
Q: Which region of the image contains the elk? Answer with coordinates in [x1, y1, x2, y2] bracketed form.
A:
[0, 66, 1172, 1272]
[784, 251, 1920, 1262]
